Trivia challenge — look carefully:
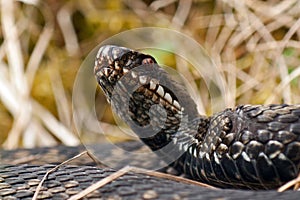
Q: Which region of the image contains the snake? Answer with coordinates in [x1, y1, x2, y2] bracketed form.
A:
[1, 45, 300, 199]
[94, 45, 300, 190]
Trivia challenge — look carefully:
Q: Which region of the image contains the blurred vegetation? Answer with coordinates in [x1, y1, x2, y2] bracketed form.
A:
[0, 0, 299, 149]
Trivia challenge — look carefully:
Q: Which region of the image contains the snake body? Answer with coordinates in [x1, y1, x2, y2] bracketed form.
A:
[1, 163, 300, 200]
[94, 45, 300, 189]
[1, 45, 300, 199]
[1, 144, 300, 199]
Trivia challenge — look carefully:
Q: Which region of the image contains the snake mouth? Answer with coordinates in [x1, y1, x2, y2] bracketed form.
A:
[94, 45, 157, 101]
[94, 46, 182, 112]
[130, 74, 182, 112]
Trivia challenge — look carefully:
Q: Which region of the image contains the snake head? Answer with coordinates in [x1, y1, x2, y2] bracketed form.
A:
[94, 45, 156, 101]
[94, 45, 201, 152]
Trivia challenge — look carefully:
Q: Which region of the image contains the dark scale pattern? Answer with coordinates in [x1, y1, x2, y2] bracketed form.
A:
[95, 45, 300, 190]
[0, 164, 300, 200]
[184, 105, 300, 189]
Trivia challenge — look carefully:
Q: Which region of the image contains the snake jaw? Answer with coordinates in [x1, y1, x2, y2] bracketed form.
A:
[94, 45, 156, 101]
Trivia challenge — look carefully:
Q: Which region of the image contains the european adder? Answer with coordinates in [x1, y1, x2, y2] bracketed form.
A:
[1, 45, 300, 200]
[94, 45, 300, 190]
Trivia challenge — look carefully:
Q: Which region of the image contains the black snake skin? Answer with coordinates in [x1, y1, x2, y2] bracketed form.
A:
[94, 45, 300, 189]
[1, 144, 300, 200]
[0, 163, 299, 200]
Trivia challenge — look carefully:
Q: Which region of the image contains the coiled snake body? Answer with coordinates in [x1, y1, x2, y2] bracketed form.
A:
[94, 45, 300, 190]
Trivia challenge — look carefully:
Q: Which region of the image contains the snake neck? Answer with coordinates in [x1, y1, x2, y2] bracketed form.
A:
[109, 64, 209, 154]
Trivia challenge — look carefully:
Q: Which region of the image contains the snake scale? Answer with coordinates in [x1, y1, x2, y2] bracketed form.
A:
[0, 45, 300, 199]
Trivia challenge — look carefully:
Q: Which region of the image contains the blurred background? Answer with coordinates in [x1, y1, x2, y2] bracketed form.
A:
[0, 0, 299, 149]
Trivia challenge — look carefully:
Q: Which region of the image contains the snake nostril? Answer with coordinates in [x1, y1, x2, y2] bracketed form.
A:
[142, 58, 154, 65]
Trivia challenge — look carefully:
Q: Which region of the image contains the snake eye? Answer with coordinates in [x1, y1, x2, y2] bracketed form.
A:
[142, 58, 155, 64]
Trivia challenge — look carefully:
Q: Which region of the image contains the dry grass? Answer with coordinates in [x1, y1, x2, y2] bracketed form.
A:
[0, 0, 299, 149]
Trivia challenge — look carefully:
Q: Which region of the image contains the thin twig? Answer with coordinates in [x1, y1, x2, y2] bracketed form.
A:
[32, 100, 79, 146]
[68, 166, 132, 200]
[49, 68, 72, 128]
[57, 4, 80, 56]
[68, 166, 216, 200]
[128, 166, 216, 189]
[277, 173, 300, 192]
[32, 151, 89, 200]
